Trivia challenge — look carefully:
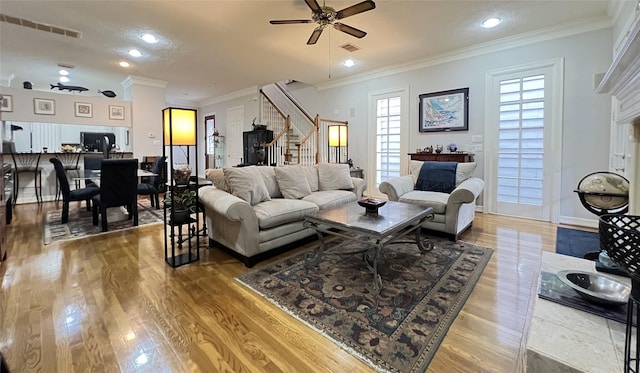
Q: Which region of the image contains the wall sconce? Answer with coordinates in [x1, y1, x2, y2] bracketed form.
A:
[327, 124, 348, 163]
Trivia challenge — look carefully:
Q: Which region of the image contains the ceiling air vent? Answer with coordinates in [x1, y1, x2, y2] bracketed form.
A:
[0, 13, 82, 38]
[340, 43, 360, 52]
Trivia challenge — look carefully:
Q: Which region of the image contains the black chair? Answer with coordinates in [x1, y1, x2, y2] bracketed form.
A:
[50, 158, 100, 224]
[92, 159, 139, 232]
[82, 153, 103, 188]
[137, 156, 165, 209]
[55, 152, 81, 201]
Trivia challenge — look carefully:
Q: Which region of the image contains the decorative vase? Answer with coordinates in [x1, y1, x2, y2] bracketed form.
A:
[173, 166, 191, 185]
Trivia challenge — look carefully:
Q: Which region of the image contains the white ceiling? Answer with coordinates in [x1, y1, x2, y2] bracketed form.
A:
[0, 1, 624, 106]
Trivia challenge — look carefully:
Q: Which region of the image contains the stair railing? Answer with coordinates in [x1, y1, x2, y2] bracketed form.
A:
[259, 83, 349, 166]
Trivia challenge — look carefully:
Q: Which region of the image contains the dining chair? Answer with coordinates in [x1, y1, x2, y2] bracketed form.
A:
[55, 152, 82, 201]
[92, 158, 139, 232]
[50, 158, 100, 224]
[10, 152, 43, 204]
[137, 156, 165, 209]
[82, 153, 103, 188]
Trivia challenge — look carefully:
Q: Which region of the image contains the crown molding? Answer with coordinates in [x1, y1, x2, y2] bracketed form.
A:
[197, 86, 258, 107]
[121, 75, 167, 89]
[317, 16, 612, 91]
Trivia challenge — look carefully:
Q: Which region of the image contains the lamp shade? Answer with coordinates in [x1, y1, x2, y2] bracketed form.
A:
[163, 107, 196, 145]
[328, 125, 348, 147]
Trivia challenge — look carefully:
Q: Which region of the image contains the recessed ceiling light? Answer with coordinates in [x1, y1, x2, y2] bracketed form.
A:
[59, 76, 70, 83]
[141, 33, 158, 44]
[128, 49, 142, 57]
[481, 17, 501, 28]
[59, 69, 69, 76]
[119, 61, 130, 67]
[343, 59, 355, 67]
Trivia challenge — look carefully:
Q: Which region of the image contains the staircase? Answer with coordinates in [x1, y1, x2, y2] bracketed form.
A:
[259, 82, 346, 166]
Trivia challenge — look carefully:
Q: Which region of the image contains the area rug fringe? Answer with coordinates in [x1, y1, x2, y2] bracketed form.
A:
[236, 277, 392, 373]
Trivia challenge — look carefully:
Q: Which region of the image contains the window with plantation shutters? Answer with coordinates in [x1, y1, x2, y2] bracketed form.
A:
[498, 75, 545, 206]
[375, 96, 402, 187]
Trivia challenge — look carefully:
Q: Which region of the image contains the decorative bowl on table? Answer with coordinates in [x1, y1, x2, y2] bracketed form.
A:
[358, 198, 387, 216]
[557, 269, 630, 307]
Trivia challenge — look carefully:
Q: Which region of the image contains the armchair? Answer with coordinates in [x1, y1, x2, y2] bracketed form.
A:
[379, 161, 484, 240]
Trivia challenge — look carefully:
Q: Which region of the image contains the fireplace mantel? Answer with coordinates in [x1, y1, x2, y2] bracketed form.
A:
[595, 16, 640, 214]
[595, 17, 640, 122]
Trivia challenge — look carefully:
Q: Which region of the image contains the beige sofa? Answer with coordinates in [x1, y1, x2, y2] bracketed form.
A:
[379, 161, 484, 240]
[199, 164, 366, 267]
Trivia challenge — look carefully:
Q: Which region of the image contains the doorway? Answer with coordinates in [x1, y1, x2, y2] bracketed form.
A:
[484, 59, 564, 222]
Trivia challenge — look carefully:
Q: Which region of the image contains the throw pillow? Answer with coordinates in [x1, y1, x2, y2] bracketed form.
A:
[205, 168, 229, 192]
[318, 163, 354, 190]
[455, 162, 477, 186]
[256, 166, 282, 198]
[274, 165, 312, 199]
[409, 161, 477, 187]
[223, 166, 271, 205]
[302, 165, 319, 192]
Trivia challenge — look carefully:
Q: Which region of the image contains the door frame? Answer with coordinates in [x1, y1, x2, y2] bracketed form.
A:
[483, 58, 564, 222]
[367, 86, 410, 198]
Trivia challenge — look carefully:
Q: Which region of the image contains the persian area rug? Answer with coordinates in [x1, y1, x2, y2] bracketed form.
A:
[43, 198, 163, 245]
[555, 226, 599, 259]
[237, 237, 493, 373]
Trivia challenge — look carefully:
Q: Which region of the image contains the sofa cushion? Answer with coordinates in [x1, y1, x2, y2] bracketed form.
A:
[205, 168, 229, 192]
[223, 166, 271, 205]
[274, 165, 312, 199]
[303, 165, 319, 192]
[409, 161, 476, 187]
[398, 190, 449, 214]
[253, 199, 319, 229]
[257, 166, 282, 198]
[303, 190, 358, 210]
[318, 163, 354, 190]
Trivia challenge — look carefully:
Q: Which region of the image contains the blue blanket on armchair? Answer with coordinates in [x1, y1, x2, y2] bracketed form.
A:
[416, 162, 458, 193]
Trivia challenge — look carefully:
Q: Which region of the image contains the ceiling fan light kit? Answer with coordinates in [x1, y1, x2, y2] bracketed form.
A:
[270, 0, 376, 45]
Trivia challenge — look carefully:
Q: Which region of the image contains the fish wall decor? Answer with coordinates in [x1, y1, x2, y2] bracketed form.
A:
[98, 90, 117, 98]
[50, 83, 89, 92]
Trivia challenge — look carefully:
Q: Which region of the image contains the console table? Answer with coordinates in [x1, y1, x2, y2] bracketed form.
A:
[526, 252, 628, 372]
[408, 152, 474, 162]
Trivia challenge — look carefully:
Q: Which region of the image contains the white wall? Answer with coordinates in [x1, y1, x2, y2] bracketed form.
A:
[199, 27, 614, 227]
[199, 89, 260, 169]
[0, 86, 131, 126]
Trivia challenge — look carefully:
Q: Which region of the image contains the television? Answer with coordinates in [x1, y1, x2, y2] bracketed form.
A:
[81, 132, 115, 152]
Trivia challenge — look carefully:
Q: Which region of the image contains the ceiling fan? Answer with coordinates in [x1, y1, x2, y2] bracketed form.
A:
[269, 0, 376, 45]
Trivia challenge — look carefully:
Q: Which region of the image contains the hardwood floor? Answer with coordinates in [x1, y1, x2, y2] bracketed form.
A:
[0, 201, 559, 372]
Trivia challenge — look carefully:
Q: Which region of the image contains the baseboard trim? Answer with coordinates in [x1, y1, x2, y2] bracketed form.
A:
[558, 215, 599, 229]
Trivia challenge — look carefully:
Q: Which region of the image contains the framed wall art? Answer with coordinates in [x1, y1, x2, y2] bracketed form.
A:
[75, 102, 93, 118]
[418, 87, 469, 132]
[34, 98, 56, 115]
[1, 94, 13, 112]
[109, 105, 124, 120]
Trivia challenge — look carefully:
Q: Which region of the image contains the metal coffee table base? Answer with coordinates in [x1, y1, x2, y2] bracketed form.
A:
[303, 216, 433, 293]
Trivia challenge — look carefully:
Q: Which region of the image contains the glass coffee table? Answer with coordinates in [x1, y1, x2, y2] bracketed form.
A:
[303, 200, 434, 292]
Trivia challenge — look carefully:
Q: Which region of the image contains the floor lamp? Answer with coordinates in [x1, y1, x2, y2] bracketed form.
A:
[328, 124, 348, 163]
[163, 107, 200, 267]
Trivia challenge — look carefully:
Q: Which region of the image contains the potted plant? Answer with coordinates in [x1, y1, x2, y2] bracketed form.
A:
[165, 188, 196, 224]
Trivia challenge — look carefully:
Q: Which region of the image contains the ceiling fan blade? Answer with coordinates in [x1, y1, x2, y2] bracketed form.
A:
[335, 0, 376, 20]
[307, 26, 324, 45]
[270, 19, 313, 24]
[305, 0, 322, 13]
[333, 23, 367, 38]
